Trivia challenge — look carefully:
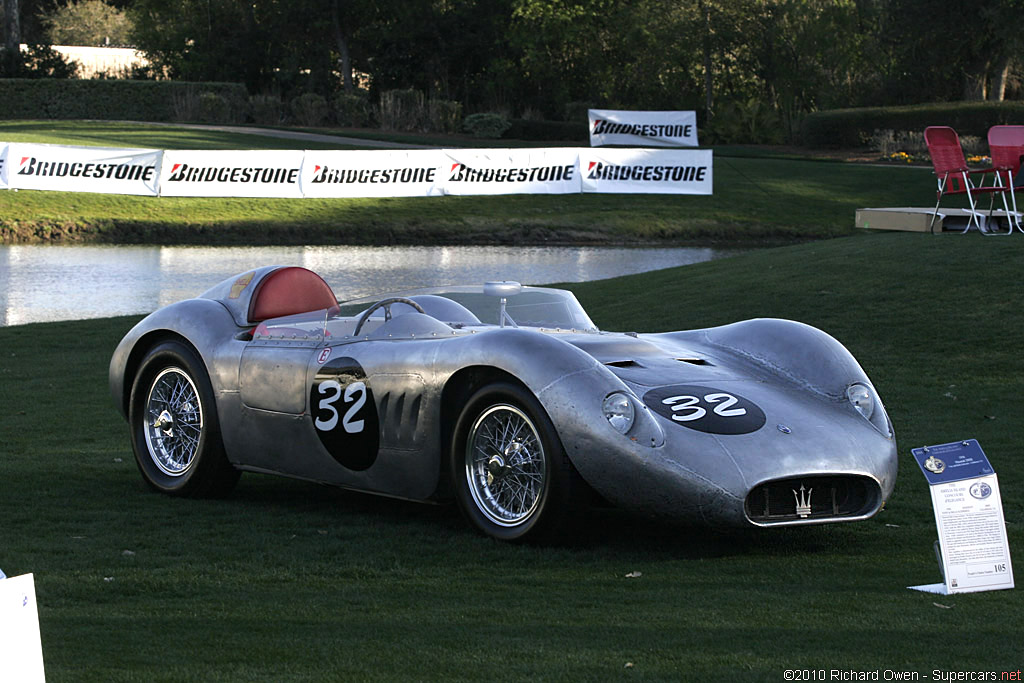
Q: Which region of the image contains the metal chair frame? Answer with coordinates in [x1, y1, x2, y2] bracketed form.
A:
[986, 125, 1024, 234]
[925, 126, 1014, 235]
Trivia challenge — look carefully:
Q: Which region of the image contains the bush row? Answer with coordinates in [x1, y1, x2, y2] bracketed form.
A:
[0, 79, 248, 122]
[504, 118, 589, 142]
[0, 78, 603, 142]
[801, 101, 1024, 148]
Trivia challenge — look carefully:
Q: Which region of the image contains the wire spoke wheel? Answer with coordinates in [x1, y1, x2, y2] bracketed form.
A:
[464, 403, 546, 527]
[129, 340, 240, 497]
[143, 367, 204, 477]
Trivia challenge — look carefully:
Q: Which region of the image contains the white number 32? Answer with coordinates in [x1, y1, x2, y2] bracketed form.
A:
[661, 392, 746, 422]
[315, 380, 367, 433]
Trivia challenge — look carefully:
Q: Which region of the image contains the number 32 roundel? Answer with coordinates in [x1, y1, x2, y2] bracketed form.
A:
[642, 385, 766, 435]
[310, 357, 379, 470]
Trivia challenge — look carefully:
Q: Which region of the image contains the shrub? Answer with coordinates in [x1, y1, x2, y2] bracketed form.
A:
[378, 88, 425, 131]
[463, 112, 511, 139]
[170, 85, 200, 122]
[249, 94, 283, 125]
[427, 99, 462, 134]
[197, 92, 232, 123]
[333, 92, 371, 127]
[707, 98, 783, 145]
[504, 118, 588, 141]
[563, 100, 594, 123]
[290, 92, 329, 127]
[868, 129, 928, 157]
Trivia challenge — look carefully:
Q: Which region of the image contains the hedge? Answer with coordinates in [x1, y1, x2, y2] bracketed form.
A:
[504, 118, 589, 142]
[801, 101, 1024, 148]
[0, 79, 248, 122]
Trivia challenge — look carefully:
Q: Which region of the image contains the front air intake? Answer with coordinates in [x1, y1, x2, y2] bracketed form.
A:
[745, 475, 881, 526]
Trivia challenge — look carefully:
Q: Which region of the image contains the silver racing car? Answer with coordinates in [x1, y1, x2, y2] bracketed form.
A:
[109, 266, 897, 541]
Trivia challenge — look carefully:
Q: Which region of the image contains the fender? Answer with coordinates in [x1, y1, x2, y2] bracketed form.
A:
[108, 297, 244, 419]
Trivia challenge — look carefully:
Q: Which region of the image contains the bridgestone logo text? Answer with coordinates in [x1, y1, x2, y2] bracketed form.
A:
[592, 120, 693, 138]
[449, 164, 574, 183]
[17, 157, 156, 181]
[167, 164, 299, 184]
[587, 162, 707, 182]
[311, 166, 436, 184]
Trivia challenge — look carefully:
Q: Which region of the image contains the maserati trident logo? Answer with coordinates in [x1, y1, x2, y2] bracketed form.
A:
[793, 484, 813, 518]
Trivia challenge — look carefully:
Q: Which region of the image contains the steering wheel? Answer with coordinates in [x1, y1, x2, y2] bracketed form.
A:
[353, 297, 426, 336]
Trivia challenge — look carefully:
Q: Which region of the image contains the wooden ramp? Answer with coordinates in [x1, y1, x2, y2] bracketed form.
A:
[855, 207, 1018, 233]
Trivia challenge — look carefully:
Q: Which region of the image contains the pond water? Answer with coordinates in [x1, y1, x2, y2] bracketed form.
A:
[0, 244, 741, 326]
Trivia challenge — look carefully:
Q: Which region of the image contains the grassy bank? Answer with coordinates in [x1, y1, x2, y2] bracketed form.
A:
[0, 120, 933, 246]
[0, 232, 1020, 681]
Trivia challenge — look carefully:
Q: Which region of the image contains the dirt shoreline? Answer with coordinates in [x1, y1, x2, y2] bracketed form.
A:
[0, 219, 806, 249]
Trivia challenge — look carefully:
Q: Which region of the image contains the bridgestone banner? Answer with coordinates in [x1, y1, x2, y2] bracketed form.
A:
[302, 149, 445, 198]
[0, 143, 713, 197]
[441, 148, 580, 195]
[580, 148, 713, 194]
[588, 109, 698, 148]
[160, 150, 305, 198]
[7, 143, 161, 195]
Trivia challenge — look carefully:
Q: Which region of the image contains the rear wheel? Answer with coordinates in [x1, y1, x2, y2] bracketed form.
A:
[450, 382, 582, 541]
[128, 341, 240, 497]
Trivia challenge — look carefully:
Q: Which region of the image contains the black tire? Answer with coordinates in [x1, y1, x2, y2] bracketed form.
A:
[450, 382, 583, 542]
[128, 340, 240, 497]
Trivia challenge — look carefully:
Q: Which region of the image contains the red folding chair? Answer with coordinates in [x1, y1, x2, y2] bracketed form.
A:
[924, 126, 1013, 235]
[987, 125, 1024, 234]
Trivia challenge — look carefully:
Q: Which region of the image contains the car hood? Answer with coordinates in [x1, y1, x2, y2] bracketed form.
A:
[555, 328, 897, 526]
[566, 331, 760, 386]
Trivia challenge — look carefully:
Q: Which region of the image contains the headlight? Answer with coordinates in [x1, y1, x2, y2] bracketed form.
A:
[847, 383, 875, 420]
[847, 382, 892, 437]
[602, 392, 635, 434]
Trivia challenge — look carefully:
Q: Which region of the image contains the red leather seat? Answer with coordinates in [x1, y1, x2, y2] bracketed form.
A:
[247, 267, 337, 322]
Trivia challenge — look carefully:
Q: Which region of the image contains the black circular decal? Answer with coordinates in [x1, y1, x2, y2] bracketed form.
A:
[643, 385, 766, 435]
[310, 357, 379, 470]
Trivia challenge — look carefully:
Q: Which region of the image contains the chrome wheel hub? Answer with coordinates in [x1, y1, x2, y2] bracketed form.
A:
[465, 404, 545, 527]
[143, 367, 203, 477]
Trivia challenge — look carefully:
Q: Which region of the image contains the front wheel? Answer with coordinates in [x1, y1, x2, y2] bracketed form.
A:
[450, 382, 582, 541]
[128, 341, 240, 497]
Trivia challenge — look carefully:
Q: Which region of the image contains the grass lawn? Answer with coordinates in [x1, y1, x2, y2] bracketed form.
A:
[0, 231, 1020, 681]
[0, 120, 939, 246]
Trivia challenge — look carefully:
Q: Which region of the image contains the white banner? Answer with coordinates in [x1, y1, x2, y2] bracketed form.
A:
[6, 143, 161, 195]
[0, 142, 7, 189]
[301, 149, 445, 198]
[580, 148, 713, 195]
[0, 143, 713, 198]
[589, 109, 698, 147]
[440, 148, 580, 196]
[160, 149, 305, 198]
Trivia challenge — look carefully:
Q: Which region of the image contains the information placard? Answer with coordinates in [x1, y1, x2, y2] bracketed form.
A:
[910, 440, 1014, 594]
[0, 573, 46, 682]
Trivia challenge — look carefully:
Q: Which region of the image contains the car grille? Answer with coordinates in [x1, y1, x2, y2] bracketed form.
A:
[745, 475, 881, 525]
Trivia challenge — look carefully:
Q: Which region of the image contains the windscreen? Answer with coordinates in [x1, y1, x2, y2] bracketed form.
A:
[336, 286, 598, 332]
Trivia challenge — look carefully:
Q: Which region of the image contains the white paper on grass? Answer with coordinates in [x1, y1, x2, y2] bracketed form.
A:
[0, 573, 46, 683]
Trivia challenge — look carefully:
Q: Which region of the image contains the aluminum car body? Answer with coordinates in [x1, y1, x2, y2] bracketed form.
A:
[110, 266, 897, 528]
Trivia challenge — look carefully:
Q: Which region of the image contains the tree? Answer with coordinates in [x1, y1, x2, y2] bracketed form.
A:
[129, 0, 366, 96]
[43, 0, 132, 46]
[884, 0, 1024, 102]
[2, 0, 20, 73]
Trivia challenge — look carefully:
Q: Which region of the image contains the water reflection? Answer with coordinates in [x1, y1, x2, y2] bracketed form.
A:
[0, 244, 740, 326]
